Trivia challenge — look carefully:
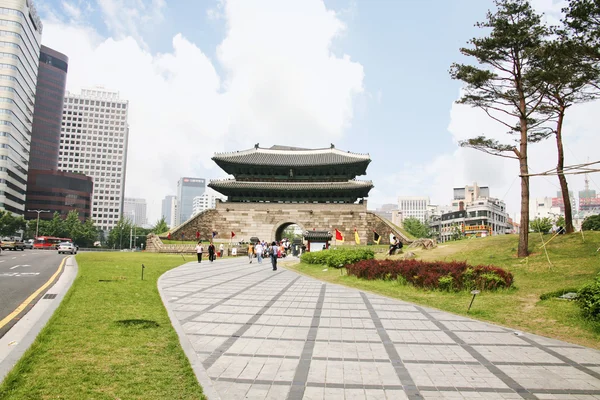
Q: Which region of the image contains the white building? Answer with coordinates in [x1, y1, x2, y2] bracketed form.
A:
[123, 197, 147, 226]
[58, 87, 129, 232]
[398, 196, 430, 223]
[0, 1, 42, 214]
[192, 190, 226, 215]
[531, 197, 562, 220]
[161, 195, 177, 228]
[429, 183, 510, 242]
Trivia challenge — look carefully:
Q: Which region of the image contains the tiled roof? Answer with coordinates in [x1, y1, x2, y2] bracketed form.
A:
[208, 180, 373, 191]
[303, 230, 333, 240]
[212, 145, 370, 167]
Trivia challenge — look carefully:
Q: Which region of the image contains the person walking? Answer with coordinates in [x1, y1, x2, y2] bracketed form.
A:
[195, 241, 204, 263]
[247, 243, 254, 263]
[270, 241, 278, 271]
[208, 241, 216, 262]
[219, 243, 224, 258]
[255, 241, 264, 264]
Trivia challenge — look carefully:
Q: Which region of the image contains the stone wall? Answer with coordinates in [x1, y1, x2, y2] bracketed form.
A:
[168, 202, 411, 245]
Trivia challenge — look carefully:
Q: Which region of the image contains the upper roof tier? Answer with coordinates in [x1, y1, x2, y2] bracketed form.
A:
[212, 144, 371, 177]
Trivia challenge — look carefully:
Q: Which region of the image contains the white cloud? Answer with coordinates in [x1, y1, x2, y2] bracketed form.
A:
[41, 0, 364, 224]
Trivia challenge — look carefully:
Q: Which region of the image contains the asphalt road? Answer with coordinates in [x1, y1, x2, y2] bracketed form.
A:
[0, 250, 67, 338]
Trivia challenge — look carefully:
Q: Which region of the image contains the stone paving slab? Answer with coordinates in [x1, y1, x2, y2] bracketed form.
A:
[158, 258, 600, 400]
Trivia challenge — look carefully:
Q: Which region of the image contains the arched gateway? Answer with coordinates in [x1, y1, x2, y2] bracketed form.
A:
[167, 145, 410, 246]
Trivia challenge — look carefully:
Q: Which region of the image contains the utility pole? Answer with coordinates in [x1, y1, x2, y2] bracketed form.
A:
[27, 209, 51, 238]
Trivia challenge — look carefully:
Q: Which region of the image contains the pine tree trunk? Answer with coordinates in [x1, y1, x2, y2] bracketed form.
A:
[556, 107, 574, 233]
[518, 116, 529, 258]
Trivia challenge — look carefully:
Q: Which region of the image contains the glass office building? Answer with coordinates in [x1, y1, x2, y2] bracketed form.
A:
[0, 0, 43, 214]
[176, 177, 205, 225]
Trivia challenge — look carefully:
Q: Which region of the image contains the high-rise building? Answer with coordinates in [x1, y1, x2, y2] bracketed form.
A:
[0, 1, 43, 214]
[57, 87, 129, 232]
[398, 196, 430, 223]
[192, 189, 226, 216]
[25, 45, 94, 222]
[176, 177, 205, 225]
[123, 197, 147, 226]
[29, 45, 67, 169]
[161, 195, 177, 228]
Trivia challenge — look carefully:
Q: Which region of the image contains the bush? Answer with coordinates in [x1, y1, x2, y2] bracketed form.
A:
[345, 259, 513, 291]
[300, 248, 374, 269]
[577, 274, 600, 321]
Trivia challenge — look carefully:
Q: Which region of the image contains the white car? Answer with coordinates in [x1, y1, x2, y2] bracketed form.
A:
[58, 242, 77, 255]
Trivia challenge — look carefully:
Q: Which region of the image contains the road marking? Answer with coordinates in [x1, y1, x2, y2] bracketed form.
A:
[9, 264, 31, 270]
[0, 257, 68, 330]
[0, 260, 4, 263]
[0, 273, 39, 277]
[11, 257, 16, 260]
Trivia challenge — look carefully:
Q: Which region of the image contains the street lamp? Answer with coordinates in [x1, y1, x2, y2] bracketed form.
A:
[27, 209, 51, 238]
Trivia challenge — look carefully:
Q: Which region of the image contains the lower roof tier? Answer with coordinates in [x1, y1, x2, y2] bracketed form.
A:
[208, 179, 373, 203]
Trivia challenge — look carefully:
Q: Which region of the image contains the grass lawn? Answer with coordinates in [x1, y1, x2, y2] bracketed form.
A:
[0, 253, 205, 400]
[287, 232, 600, 349]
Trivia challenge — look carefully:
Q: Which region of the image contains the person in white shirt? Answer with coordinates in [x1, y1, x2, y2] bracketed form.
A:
[195, 241, 204, 263]
[254, 242, 264, 264]
[219, 243, 224, 257]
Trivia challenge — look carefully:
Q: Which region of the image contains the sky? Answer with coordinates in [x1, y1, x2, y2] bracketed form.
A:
[35, 0, 600, 224]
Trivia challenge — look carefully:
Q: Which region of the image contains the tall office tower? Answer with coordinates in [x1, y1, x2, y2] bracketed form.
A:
[25, 45, 94, 222]
[161, 194, 177, 227]
[176, 177, 205, 225]
[398, 196, 430, 223]
[29, 45, 67, 169]
[123, 197, 147, 226]
[58, 87, 129, 233]
[0, 1, 42, 214]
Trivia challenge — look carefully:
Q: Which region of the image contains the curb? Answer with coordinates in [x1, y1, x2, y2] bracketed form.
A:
[158, 265, 222, 400]
[0, 256, 78, 382]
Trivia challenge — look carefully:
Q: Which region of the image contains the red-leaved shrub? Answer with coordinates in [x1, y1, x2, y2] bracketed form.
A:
[345, 259, 513, 291]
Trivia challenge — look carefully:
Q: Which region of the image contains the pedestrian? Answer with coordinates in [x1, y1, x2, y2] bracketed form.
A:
[255, 241, 264, 264]
[270, 241, 278, 271]
[208, 241, 216, 262]
[195, 240, 203, 263]
[247, 242, 254, 263]
[219, 243, 224, 258]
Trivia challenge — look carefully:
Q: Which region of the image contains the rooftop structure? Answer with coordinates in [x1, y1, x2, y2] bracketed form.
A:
[209, 145, 373, 203]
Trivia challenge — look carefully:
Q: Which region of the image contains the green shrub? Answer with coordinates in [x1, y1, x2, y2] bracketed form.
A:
[300, 248, 374, 269]
[438, 274, 454, 291]
[577, 274, 600, 321]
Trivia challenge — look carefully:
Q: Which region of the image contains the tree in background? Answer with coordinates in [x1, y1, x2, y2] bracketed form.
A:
[530, 217, 553, 233]
[582, 214, 600, 231]
[30, 211, 99, 247]
[107, 218, 134, 249]
[402, 217, 431, 238]
[151, 217, 169, 235]
[450, 0, 549, 257]
[0, 211, 27, 237]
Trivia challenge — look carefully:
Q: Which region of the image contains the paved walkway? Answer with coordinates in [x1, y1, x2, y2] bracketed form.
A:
[158, 257, 600, 400]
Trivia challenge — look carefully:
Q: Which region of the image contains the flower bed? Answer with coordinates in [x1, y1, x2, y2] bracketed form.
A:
[345, 259, 513, 291]
[301, 248, 374, 269]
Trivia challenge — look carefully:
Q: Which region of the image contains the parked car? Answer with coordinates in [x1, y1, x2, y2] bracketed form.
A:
[57, 242, 77, 255]
[1, 237, 25, 251]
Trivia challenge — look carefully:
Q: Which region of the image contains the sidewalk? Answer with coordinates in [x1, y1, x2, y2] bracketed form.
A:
[158, 257, 600, 400]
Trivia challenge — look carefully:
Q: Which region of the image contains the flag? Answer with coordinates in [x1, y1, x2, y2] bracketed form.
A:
[354, 228, 361, 245]
[231, 231, 236, 238]
[181, 232, 185, 238]
[212, 231, 217, 238]
[196, 230, 200, 239]
[167, 232, 171, 240]
[334, 228, 344, 242]
[373, 231, 381, 245]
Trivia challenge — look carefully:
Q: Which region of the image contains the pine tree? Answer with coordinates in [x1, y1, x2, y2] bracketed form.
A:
[449, 0, 549, 257]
